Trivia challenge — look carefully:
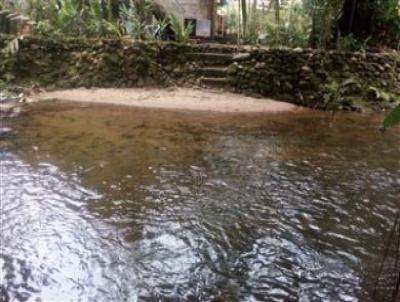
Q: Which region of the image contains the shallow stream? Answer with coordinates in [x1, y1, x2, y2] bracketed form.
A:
[1, 102, 399, 301]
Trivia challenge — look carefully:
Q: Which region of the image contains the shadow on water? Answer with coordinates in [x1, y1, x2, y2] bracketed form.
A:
[1, 101, 400, 301]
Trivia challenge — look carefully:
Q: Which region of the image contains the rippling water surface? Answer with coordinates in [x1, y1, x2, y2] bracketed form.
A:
[1, 102, 399, 302]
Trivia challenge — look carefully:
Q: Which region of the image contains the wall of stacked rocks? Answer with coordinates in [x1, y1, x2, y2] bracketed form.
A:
[1, 35, 399, 109]
[228, 49, 400, 109]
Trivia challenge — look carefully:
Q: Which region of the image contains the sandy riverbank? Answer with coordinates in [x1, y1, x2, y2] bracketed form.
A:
[35, 87, 301, 113]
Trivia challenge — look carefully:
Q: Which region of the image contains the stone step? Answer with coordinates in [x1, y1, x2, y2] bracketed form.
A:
[198, 66, 227, 78]
[193, 43, 240, 54]
[186, 52, 233, 65]
[200, 77, 229, 88]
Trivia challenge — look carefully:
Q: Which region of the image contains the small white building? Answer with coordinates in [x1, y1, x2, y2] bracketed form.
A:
[154, 0, 216, 37]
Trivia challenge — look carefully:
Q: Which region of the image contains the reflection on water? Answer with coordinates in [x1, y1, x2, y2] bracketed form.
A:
[1, 101, 400, 302]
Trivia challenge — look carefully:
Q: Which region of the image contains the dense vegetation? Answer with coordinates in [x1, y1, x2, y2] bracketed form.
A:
[1, 0, 399, 49]
[225, 0, 400, 49]
[0, 0, 193, 42]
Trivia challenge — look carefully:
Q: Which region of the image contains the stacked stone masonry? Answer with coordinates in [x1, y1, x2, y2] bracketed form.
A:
[1, 35, 399, 109]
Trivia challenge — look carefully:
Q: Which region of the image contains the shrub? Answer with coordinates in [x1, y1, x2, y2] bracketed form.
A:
[169, 13, 192, 43]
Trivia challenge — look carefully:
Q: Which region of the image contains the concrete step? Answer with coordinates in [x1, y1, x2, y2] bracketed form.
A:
[186, 52, 233, 65]
[198, 66, 227, 77]
[192, 43, 240, 54]
[200, 77, 229, 88]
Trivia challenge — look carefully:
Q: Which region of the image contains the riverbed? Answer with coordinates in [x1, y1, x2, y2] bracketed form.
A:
[1, 101, 399, 302]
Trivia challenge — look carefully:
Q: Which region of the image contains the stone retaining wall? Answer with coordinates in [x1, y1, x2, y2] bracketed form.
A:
[0, 36, 222, 88]
[228, 49, 400, 109]
[1, 35, 399, 109]
[10, 37, 171, 88]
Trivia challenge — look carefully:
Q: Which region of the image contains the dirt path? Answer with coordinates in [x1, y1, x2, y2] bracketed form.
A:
[36, 87, 301, 113]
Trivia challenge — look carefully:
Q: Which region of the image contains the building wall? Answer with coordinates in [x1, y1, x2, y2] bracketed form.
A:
[181, 0, 214, 37]
[178, 0, 212, 20]
[155, 0, 214, 37]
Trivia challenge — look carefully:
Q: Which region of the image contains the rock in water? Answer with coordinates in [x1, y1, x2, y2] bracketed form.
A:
[0, 127, 12, 138]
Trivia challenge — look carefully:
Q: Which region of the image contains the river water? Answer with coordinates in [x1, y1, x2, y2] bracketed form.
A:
[1, 102, 399, 302]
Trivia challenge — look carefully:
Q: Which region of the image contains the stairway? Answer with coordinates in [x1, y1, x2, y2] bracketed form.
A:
[186, 52, 233, 89]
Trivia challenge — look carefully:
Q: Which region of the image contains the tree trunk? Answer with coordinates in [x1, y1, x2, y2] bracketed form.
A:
[241, 0, 247, 35]
[337, 0, 373, 40]
[209, 0, 216, 39]
[274, 0, 280, 24]
[309, 2, 318, 48]
[252, 0, 257, 14]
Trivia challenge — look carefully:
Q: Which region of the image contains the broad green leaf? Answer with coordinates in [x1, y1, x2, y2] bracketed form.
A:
[383, 104, 400, 129]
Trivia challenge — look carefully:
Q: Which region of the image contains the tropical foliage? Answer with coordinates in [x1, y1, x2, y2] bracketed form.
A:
[168, 13, 192, 43]
[226, 0, 400, 49]
[119, 0, 153, 39]
[0, 0, 158, 39]
[1, 0, 123, 37]
[0, 0, 399, 48]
